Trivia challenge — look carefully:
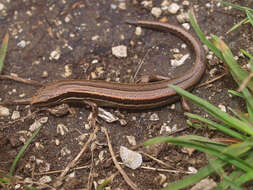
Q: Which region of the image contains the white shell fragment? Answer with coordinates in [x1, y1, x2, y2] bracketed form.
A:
[120, 146, 142, 170]
[39, 176, 52, 184]
[29, 117, 48, 131]
[11, 110, 20, 120]
[112, 45, 127, 58]
[149, 113, 159, 121]
[190, 178, 217, 190]
[171, 53, 190, 67]
[98, 108, 119, 123]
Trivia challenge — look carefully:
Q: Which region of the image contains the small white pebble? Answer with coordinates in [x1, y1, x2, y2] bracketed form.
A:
[126, 136, 137, 146]
[92, 59, 98, 64]
[118, 2, 126, 10]
[151, 7, 162, 18]
[182, 23, 190, 30]
[110, 4, 117, 9]
[177, 12, 189, 23]
[182, 1, 190, 7]
[0, 3, 5, 11]
[0, 106, 10, 116]
[15, 184, 21, 189]
[50, 49, 61, 60]
[206, 3, 211, 8]
[63, 65, 72, 77]
[141, 0, 153, 8]
[161, 0, 170, 7]
[64, 14, 71, 23]
[159, 173, 167, 185]
[19, 93, 25, 98]
[92, 35, 100, 41]
[112, 45, 127, 58]
[42, 71, 48, 78]
[17, 40, 26, 48]
[234, 56, 239, 61]
[160, 123, 172, 134]
[181, 43, 187, 49]
[55, 139, 60, 146]
[57, 123, 69, 136]
[171, 124, 178, 132]
[135, 26, 142, 36]
[39, 176, 52, 184]
[172, 48, 180, 53]
[168, 3, 180, 14]
[68, 172, 75, 178]
[170, 104, 175, 109]
[209, 68, 217, 77]
[206, 53, 213, 60]
[218, 104, 226, 112]
[11, 111, 20, 120]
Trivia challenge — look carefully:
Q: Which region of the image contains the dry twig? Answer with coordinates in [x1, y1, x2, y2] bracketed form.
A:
[103, 127, 140, 190]
[0, 74, 42, 86]
[197, 73, 227, 88]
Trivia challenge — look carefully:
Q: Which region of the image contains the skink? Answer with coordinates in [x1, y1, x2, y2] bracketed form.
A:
[1, 20, 206, 109]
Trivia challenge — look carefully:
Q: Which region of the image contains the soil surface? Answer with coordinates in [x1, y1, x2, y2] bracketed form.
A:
[0, 0, 252, 189]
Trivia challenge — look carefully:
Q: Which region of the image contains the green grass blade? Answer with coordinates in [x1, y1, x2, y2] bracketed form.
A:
[227, 18, 249, 33]
[241, 86, 253, 112]
[246, 10, 253, 26]
[164, 159, 227, 190]
[186, 113, 247, 140]
[214, 36, 253, 91]
[170, 85, 253, 136]
[234, 170, 253, 186]
[186, 119, 204, 129]
[0, 32, 8, 73]
[25, 186, 41, 190]
[154, 137, 253, 190]
[219, 0, 253, 13]
[189, 11, 223, 60]
[221, 177, 244, 190]
[228, 90, 244, 98]
[240, 49, 253, 72]
[161, 141, 253, 190]
[96, 178, 111, 190]
[0, 177, 9, 184]
[182, 135, 226, 146]
[216, 151, 253, 189]
[215, 169, 243, 190]
[145, 137, 253, 172]
[240, 49, 253, 60]
[229, 108, 253, 128]
[247, 102, 253, 121]
[9, 126, 42, 176]
[163, 159, 227, 190]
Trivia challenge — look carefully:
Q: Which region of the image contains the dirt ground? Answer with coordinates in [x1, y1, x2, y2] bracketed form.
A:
[0, 0, 252, 189]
